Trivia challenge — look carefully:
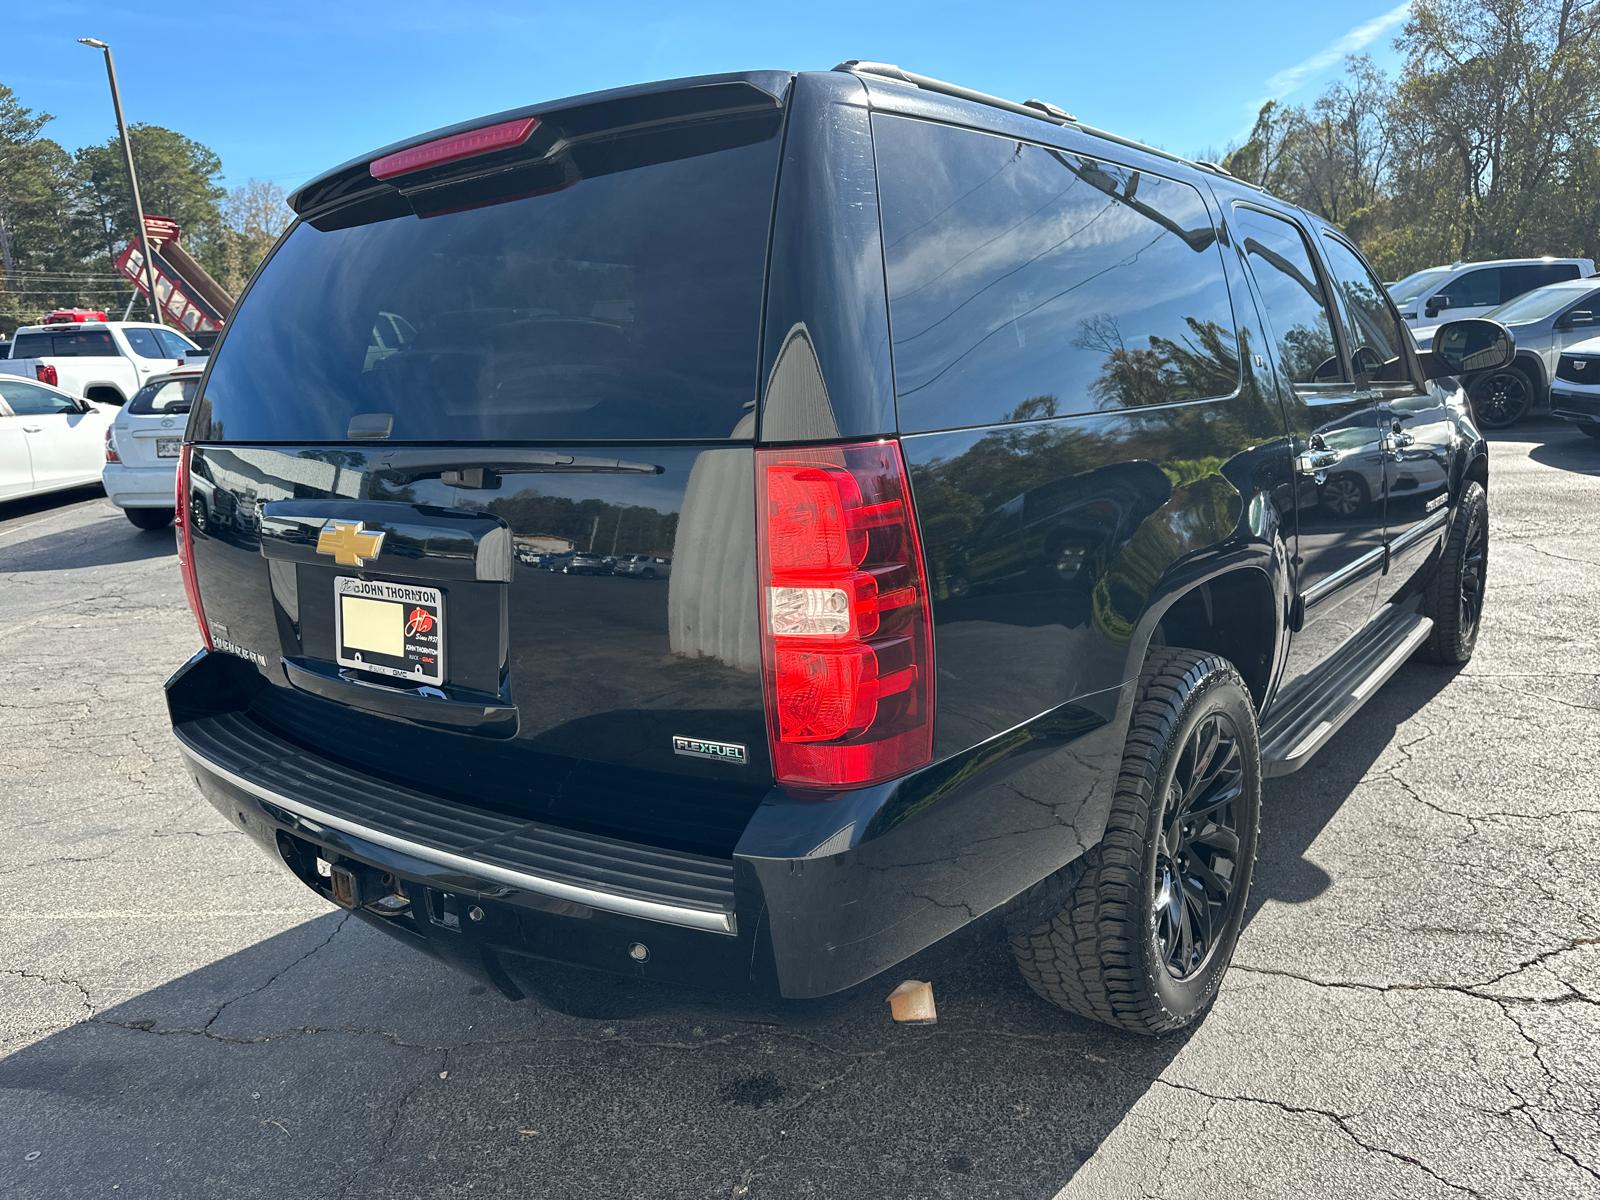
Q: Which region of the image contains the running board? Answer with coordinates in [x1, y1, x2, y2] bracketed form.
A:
[1260, 609, 1434, 777]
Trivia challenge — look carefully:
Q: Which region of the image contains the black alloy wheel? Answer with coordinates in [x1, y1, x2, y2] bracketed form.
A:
[190, 496, 208, 534]
[1009, 647, 1261, 1034]
[1320, 473, 1369, 518]
[1421, 479, 1488, 664]
[1469, 368, 1532, 429]
[1152, 712, 1247, 981]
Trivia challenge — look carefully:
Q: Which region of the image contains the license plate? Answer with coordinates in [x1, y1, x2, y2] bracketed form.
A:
[334, 577, 444, 685]
[156, 438, 181, 458]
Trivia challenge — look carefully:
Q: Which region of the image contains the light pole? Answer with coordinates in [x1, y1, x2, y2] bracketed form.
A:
[78, 37, 163, 326]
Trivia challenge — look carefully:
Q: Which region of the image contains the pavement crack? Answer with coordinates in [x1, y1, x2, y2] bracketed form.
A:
[1154, 1080, 1480, 1197]
[201, 913, 351, 1034]
[3, 967, 94, 1016]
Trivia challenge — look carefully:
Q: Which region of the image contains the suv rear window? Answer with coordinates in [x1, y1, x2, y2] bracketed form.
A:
[128, 378, 199, 415]
[194, 125, 782, 443]
[12, 330, 118, 357]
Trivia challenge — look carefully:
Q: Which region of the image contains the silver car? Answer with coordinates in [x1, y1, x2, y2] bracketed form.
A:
[613, 553, 671, 579]
[1413, 275, 1600, 428]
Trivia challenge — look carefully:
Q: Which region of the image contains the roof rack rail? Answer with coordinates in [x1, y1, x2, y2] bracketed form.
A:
[833, 61, 1076, 126]
[833, 60, 1223, 180]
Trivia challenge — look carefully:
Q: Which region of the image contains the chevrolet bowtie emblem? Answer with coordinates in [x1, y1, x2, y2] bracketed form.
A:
[316, 520, 385, 567]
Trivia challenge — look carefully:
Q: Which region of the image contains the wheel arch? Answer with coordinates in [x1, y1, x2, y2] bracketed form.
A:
[85, 385, 127, 406]
[1123, 555, 1289, 714]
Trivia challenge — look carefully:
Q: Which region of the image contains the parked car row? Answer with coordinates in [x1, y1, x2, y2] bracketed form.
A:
[518, 550, 674, 577]
[1391, 258, 1600, 430]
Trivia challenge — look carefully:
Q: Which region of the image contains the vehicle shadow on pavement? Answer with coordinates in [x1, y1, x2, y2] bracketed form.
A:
[1247, 660, 1460, 922]
[2, 893, 1196, 1198]
[1, 666, 1460, 1200]
[0, 517, 175, 573]
[1521, 431, 1600, 475]
[0, 484, 105, 524]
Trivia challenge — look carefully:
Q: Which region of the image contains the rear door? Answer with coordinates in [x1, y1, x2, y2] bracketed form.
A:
[0, 399, 34, 500]
[1230, 204, 1384, 689]
[0, 379, 103, 488]
[121, 327, 185, 389]
[1316, 232, 1451, 604]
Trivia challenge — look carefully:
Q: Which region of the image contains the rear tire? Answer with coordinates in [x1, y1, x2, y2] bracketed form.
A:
[125, 507, 174, 530]
[1009, 648, 1261, 1035]
[1420, 480, 1487, 665]
[1469, 367, 1533, 429]
[1578, 421, 1600, 441]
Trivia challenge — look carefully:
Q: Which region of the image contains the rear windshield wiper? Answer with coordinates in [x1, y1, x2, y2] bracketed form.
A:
[372, 449, 664, 489]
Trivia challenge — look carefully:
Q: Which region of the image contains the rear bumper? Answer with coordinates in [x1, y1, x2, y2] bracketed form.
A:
[1550, 388, 1600, 424]
[168, 649, 1126, 1000]
[102, 462, 176, 509]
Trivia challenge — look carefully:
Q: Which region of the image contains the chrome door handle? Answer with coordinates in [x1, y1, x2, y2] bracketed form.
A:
[1295, 450, 1339, 475]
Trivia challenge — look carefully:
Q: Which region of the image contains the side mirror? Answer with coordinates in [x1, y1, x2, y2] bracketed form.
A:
[1558, 309, 1595, 329]
[76, 396, 96, 414]
[1419, 318, 1516, 380]
[1424, 294, 1452, 318]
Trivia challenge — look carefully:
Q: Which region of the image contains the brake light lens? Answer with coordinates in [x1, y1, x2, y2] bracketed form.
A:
[757, 441, 934, 790]
[104, 426, 119, 464]
[174, 445, 213, 650]
[370, 116, 540, 180]
[35, 364, 57, 386]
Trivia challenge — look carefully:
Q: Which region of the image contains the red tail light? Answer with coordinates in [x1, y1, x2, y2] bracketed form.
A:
[174, 445, 213, 650]
[757, 440, 934, 789]
[35, 364, 57, 386]
[370, 116, 540, 180]
[104, 427, 119, 464]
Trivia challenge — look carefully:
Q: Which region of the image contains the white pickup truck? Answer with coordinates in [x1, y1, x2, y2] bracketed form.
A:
[0, 319, 202, 406]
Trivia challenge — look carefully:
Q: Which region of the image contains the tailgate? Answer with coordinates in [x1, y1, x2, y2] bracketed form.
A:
[116, 416, 186, 468]
[188, 442, 768, 849]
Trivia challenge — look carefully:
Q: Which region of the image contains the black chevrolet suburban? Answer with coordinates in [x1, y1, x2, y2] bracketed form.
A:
[167, 63, 1506, 1034]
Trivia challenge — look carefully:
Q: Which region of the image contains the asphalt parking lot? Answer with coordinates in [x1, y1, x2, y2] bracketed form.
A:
[2, 425, 1597, 1200]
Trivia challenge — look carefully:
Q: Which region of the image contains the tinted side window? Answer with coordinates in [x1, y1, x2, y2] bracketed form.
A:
[1501, 263, 1579, 300]
[1446, 269, 1501, 308]
[1319, 234, 1412, 384]
[155, 329, 197, 358]
[123, 329, 167, 359]
[1230, 206, 1343, 386]
[0, 380, 77, 415]
[875, 116, 1237, 431]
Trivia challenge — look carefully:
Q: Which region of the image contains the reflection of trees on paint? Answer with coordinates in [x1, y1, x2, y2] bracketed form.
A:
[910, 320, 1282, 644]
[488, 488, 679, 555]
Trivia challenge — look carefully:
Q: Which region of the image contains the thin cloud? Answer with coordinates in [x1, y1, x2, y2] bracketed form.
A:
[1261, 1, 1412, 102]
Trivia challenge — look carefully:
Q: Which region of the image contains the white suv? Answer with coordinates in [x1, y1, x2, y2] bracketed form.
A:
[1388, 258, 1594, 329]
[103, 366, 203, 527]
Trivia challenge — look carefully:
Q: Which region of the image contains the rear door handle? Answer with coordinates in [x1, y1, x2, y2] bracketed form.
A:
[21, 425, 43, 433]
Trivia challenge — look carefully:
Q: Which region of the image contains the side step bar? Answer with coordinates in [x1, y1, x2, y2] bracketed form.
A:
[1260, 609, 1434, 777]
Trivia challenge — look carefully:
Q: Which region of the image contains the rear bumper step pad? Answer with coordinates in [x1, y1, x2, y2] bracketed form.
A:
[175, 712, 737, 933]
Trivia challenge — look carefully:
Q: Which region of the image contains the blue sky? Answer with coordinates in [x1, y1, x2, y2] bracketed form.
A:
[6, 1, 1412, 192]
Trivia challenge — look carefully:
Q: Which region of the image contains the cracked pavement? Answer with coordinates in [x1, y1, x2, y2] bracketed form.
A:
[2, 423, 1598, 1199]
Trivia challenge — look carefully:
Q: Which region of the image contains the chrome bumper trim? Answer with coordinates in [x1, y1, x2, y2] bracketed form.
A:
[177, 740, 737, 935]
